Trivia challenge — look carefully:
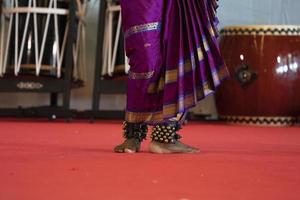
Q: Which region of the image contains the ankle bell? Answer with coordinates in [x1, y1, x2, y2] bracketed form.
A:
[150, 123, 182, 144]
[123, 121, 148, 142]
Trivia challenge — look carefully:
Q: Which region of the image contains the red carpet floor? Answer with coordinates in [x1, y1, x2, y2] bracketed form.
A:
[0, 120, 300, 200]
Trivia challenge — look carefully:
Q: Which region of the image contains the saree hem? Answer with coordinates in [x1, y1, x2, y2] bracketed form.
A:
[125, 64, 229, 125]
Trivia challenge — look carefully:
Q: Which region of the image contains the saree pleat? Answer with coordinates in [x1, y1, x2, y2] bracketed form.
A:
[121, 0, 229, 124]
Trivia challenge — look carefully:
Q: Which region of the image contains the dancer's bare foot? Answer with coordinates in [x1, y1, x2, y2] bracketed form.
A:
[149, 122, 199, 154]
[149, 141, 199, 154]
[114, 138, 142, 153]
[114, 122, 147, 153]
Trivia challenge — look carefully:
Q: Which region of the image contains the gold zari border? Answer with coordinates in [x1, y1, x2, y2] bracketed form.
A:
[128, 71, 154, 80]
[125, 93, 197, 123]
[124, 22, 161, 38]
[126, 65, 229, 124]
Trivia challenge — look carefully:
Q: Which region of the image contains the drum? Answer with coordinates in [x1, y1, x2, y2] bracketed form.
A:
[215, 25, 300, 125]
[0, 0, 87, 79]
[101, 0, 127, 77]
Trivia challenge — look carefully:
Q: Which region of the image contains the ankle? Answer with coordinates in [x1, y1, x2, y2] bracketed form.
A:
[123, 121, 148, 142]
[150, 121, 182, 144]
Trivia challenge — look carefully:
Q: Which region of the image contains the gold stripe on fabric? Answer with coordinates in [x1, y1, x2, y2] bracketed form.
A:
[165, 94, 196, 115]
[126, 111, 163, 123]
[125, 93, 197, 123]
[165, 61, 194, 84]
[146, 46, 225, 95]
[184, 94, 196, 107]
[147, 61, 194, 94]
[197, 48, 204, 60]
[147, 63, 228, 95]
[125, 22, 161, 38]
[209, 26, 216, 37]
[126, 59, 229, 123]
[147, 60, 196, 94]
[203, 40, 209, 51]
[147, 77, 165, 94]
[165, 69, 178, 84]
[163, 103, 178, 117]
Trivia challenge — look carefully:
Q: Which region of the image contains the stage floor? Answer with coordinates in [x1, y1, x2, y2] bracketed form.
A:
[0, 120, 300, 200]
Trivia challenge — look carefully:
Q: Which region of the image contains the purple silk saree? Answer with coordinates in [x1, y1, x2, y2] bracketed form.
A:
[120, 0, 229, 124]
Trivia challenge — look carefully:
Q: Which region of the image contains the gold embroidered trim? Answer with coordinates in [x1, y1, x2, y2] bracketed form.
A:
[197, 48, 204, 60]
[147, 63, 228, 94]
[125, 93, 197, 123]
[165, 69, 178, 84]
[203, 39, 209, 51]
[128, 71, 154, 80]
[126, 111, 163, 123]
[147, 59, 194, 94]
[147, 77, 165, 94]
[124, 22, 161, 38]
[209, 25, 216, 37]
[165, 60, 194, 84]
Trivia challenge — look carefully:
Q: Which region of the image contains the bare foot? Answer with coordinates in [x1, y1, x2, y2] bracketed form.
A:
[149, 141, 199, 154]
[114, 138, 142, 153]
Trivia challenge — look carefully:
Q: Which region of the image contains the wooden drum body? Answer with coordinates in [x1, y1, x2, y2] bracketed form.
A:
[216, 25, 300, 125]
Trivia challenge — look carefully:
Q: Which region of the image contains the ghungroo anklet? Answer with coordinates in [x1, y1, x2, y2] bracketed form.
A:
[150, 122, 182, 144]
[123, 121, 148, 142]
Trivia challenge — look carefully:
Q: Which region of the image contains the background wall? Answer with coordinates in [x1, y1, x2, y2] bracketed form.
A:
[0, 0, 299, 115]
[219, 0, 300, 26]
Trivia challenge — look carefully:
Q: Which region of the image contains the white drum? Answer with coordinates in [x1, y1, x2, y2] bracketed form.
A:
[0, 0, 87, 79]
[101, 0, 129, 77]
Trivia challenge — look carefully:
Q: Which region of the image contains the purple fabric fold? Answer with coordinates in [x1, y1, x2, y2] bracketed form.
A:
[120, 0, 229, 124]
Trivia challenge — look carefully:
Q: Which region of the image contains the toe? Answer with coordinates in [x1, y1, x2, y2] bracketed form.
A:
[114, 145, 125, 153]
